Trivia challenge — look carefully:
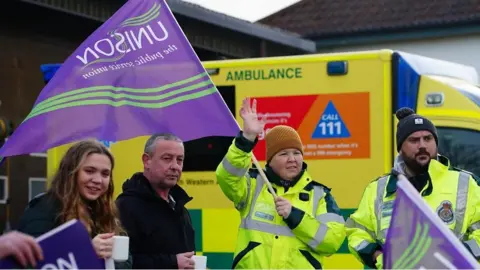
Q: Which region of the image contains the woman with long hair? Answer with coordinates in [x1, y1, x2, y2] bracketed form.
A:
[16, 140, 132, 269]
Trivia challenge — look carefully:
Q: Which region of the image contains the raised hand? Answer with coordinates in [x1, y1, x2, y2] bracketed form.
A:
[239, 97, 267, 141]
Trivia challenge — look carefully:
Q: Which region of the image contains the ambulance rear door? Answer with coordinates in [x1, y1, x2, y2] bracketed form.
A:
[417, 75, 480, 177]
[391, 51, 480, 178]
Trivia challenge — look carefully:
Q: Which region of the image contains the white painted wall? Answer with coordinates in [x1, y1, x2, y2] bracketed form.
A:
[320, 34, 480, 77]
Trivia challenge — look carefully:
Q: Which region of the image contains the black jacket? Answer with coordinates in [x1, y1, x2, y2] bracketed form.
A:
[116, 172, 195, 269]
[16, 192, 132, 269]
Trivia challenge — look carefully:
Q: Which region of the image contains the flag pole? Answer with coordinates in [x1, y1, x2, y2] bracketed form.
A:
[251, 155, 277, 198]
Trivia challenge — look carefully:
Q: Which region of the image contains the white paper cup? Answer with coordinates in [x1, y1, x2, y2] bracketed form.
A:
[112, 236, 129, 262]
[193, 255, 207, 269]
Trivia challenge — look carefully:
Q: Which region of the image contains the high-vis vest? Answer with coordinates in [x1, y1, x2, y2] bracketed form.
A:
[346, 156, 480, 267]
[216, 139, 346, 269]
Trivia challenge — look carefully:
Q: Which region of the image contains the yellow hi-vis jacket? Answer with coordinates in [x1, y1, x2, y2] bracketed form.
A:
[346, 155, 480, 268]
[216, 132, 346, 269]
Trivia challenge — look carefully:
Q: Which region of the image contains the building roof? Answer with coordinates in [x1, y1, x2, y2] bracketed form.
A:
[167, 0, 316, 52]
[18, 0, 316, 53]
[258, 0, 480, 39]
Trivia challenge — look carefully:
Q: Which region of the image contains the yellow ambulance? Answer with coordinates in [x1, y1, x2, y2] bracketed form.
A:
[46, 49, 480, 269]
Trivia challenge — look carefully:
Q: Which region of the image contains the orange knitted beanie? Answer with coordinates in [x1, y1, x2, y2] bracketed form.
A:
[265, 125, 303, 162]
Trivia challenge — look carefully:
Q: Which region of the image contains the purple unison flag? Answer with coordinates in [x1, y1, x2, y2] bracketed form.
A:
[0, 219, 104, 269]
[0, 0, 239, 160]
[384, 176, 479, 269]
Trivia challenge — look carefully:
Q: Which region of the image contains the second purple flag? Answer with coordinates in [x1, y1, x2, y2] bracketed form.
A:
[384, 176, 479, 269]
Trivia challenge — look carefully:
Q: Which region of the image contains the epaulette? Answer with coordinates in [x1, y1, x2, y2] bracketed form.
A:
[451, 166, 474, 175]
[304, 180, 332, 192]
[316, 182, 332, 192]
[370, 173, 391, 183]
[306, 180, 342, 214]
[451, 166, 480, 185]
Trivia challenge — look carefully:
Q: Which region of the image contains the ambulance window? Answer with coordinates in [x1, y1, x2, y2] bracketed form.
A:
[182, 86, 236, 172]
[437, 127, 480, 177]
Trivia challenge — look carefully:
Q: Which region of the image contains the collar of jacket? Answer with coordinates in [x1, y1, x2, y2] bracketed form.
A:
[265, 162, 307, 189]
[386, 154, 451, 197]
[138, 173, 193, 206]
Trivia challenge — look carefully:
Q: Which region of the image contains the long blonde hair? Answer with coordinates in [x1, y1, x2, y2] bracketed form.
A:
[49, 140, 124, 236]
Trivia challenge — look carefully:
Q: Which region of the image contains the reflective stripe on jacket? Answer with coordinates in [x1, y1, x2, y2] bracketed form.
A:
[346, 155, 480, 268]
[216, 133, 346, 269]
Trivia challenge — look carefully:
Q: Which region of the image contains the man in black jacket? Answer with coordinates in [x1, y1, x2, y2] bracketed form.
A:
[116, 133, 196, 269]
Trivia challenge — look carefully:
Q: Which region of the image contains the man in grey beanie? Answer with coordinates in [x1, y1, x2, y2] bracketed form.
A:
[345, 107, 480, 269]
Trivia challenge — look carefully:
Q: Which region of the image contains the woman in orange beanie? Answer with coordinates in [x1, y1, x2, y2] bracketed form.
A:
[216, 97, 346, 269]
